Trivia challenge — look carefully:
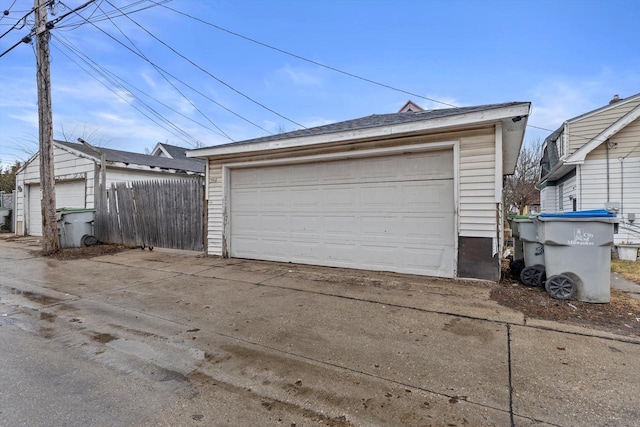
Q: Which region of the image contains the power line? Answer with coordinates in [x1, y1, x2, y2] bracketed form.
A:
[0, 4, 35, 40]
[58, 6, 273, 135]
[101, 0, 306, 129]
[53, 31, 233, 142]
[155, 1, 459, 109]
[52, 35, 205, 147]
[0, 0, 19, 23]
[55, 0, 169, 31]
[96, 0, 232, 141]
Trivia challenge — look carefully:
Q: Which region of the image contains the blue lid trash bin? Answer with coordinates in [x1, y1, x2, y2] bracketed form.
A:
[534, 210, 618, 303]
[513, 217, 546, 287]
[56, 208, 98, 248]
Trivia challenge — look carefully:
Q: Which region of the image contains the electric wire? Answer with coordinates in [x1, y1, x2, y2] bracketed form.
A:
[0, 5, 35, 40]
[154, 1, 459, 109]
[0, 0, 18, 23]
[55, 0, 168, 31]
[102, 0, 305, 129]
[95, 0, 232, 141]
[53, 32, 229, 142]
[58, 5, 272, 135]
[52, 35, 204, 147]
[157, 1, 613, 145]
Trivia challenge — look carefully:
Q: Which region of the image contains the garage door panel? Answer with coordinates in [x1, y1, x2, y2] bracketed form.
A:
[401, 181, 453, 211]
[290, 215, 321, 236]
[27, 180, 86, 236]
[323, 187, 358, 207]
[323, 216, 359, 237]
[290, 189, 321, 207]
[230, 150, 455, 277]
[261, 215, 289, 235]
[360, 216, 401, 238]
[360, 184, 399, 208]
[233, 214, 260, 233]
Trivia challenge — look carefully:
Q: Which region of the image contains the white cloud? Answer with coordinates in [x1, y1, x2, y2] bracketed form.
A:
[278, 65, 324, 86]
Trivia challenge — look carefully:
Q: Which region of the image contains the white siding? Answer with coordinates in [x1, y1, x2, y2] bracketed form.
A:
[207, 163, 223, 255]
[581, 157, 640, 243]
[559, 175, 577, 212]
[567, 97, 640, 154]
[540, 186, 557, 213]
[458, 133, 497, 237]
[15, 146, 96, 236]
[581, 158, 640, 214]
[104, 168, 192, 186]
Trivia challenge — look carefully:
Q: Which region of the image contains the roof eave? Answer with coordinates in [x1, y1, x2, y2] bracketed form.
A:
[188, 103, 532, 159]
[501, 109, 531, 175]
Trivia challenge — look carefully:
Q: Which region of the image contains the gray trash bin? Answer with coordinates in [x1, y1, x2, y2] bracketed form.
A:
[0, 208, 10, 228]
[56, 208, 98, 248]
[507, 215, 529, 278]
[513, 217, 545, 286]
[534, 210, 618, 302]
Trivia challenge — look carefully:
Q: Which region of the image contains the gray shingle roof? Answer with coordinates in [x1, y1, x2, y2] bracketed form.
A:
[210, 102, 524, 149]
[156, 142, 199, 160]
[56, 141, 205, 174]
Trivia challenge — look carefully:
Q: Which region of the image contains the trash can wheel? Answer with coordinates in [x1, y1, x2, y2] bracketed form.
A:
[545, 274, 576, 300]
[509, 259, 525, 280]
[520, 265, 546, 287]
[81, 235, 98, 247]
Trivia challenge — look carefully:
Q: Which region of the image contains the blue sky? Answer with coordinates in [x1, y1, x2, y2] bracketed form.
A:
[1, 0, 639, 165]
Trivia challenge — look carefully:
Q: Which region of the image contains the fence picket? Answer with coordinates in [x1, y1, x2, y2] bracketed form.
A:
[95, 178, 204, 251]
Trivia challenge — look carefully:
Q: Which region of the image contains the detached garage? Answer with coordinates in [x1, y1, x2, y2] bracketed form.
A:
[189, 102, 531, 281]
[15, 141, 205, 237]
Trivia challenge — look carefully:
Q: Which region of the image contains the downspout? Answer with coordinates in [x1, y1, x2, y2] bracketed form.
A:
[605, 139, 610, 202]
[620, 158, 624, 215]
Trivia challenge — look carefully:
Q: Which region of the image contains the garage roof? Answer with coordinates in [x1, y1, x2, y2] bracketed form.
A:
[56, 141, 205, 174]
[188, 101, 530, 174]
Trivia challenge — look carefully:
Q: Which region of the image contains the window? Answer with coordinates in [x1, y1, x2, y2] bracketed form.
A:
[558, 184, 564, 211]
[557, 133, 565, 158]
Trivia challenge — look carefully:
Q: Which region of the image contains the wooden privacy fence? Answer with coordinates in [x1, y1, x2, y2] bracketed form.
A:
[95, 179, 204, 251]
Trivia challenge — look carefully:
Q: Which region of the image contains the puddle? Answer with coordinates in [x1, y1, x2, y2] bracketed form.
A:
[91, 332, 118, 343]
[4, 286, 62, 305]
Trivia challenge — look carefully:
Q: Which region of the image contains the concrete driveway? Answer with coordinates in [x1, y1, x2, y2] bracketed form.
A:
[1, 237, 639, 426]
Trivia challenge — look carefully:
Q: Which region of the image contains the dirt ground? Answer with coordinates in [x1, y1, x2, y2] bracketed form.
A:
[493, 268, 640, 337]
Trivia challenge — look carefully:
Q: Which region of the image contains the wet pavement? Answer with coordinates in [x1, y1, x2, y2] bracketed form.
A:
[1, 236, 639, 426]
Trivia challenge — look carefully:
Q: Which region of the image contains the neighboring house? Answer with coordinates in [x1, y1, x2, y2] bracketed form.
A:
[539, 93, 640, 243]
[14, 140, 205, 236]
[188, 101, 531, 281]
[397, 100, 424, 113]
[150, 142, 206, 162]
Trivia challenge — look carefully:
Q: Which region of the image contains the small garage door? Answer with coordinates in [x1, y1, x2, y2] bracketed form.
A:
[27, 180, 87, 236]
[230, 150, 455, 277]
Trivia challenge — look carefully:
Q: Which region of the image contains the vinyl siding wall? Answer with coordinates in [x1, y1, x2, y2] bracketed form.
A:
[458, 132, 496, 237]
[205, 127, 501, 256]
[15, 147, 201, 236]
[540, 186, 557, 213]
[15, 146, 96, 235]
[105, 168, 194, 186]
[567, 97, 640, 155]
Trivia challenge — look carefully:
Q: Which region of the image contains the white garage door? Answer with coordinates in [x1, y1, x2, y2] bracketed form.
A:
[27, 180, 87, 236]
[230, 150, 455, 277]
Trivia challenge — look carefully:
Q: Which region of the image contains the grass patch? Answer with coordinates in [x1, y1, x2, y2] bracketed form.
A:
[611, 259, 640, 284]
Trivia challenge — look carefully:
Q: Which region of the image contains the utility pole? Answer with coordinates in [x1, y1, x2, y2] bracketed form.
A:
[35, 0, 58, 254]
